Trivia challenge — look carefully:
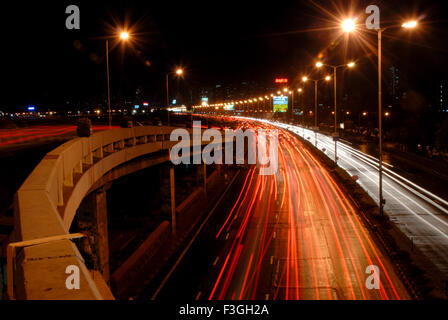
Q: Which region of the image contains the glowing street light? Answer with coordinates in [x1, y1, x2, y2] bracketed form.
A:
[120, 32, 129, 40]
[402, 20, 418, 29]
[302, 76, 332, 131]
[105, 30, 132, 127]
[313, 59, 355, 160]
[342, 19, 356, 32]
[343, 15, 419, 216]
[166, 67, 185, 125]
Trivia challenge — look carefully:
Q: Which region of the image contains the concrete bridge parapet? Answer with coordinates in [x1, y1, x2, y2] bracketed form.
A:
[8, 125, 194, 300]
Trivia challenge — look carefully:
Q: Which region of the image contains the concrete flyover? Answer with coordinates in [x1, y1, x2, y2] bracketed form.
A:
[8, 125, 198, 300]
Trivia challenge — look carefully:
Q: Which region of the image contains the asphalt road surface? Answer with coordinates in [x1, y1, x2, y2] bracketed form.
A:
[152, 122, 409, 300]
[268, 121, 448, 283]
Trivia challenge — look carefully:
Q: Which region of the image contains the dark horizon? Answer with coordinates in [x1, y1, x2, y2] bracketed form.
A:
[1, 0, 448, 111]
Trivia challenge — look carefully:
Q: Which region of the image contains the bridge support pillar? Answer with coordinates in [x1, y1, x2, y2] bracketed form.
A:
[94, 187, 110, 283]
[76, 185, 111, 284]
[170, 167, 176, 234]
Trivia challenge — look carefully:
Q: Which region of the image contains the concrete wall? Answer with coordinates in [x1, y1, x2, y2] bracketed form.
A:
[11, 126, 184, 300]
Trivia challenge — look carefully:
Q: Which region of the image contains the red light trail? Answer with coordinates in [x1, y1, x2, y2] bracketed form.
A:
[0, 125, 118, 147]
[207, 123, 409, 300]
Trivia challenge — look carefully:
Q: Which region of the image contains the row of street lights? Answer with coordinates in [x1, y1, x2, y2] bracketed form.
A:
[342, 17, 418, 215]
[313, 61, 356, 164]
[197, 16, 419, 218]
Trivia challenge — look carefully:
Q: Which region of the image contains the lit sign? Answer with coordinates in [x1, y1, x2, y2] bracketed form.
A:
[273, 96, 288, 113]
[275, 78, 289, 84]
[134, 105, 140, 109]
[224, 104, 235, 111]
[27, 106, 36, 111]
[168, 106, 187, 113]
[201, 97, 209, 102]
[143, 102, 149, 106]
[172, 99, 177, 105]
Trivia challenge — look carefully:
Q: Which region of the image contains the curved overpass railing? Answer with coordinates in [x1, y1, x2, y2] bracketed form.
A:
[8, 126, 181, 299]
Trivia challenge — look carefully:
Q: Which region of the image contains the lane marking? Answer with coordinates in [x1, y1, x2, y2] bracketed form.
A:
[213, 257, 219, 266]
[195, 291, 202, 300]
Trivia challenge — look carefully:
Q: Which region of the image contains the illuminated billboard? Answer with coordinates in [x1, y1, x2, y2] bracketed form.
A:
[224, 104, 235, 111]
[275, 78, 288, 84]
[168, 106, 187, 113]
[273, 96, 288, 112]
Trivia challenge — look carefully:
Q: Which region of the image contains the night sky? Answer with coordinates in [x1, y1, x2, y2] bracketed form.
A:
[1, 0, 448, 110]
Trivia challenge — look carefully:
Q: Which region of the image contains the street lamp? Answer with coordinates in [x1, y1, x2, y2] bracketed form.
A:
[302, 75, 331, 133]
[166, 68, 184, 126]
[106, 31, 130, 127]
[342, 18, 356, 32]
[296, 88, 304, 122]
[120, 32, 129, 40]
[343, 18, 417, 216]
[316, 60, 356, 164]
[402, 20, 418, 29]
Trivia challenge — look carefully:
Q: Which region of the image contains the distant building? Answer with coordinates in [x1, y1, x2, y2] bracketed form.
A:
[197, 81, 269, 105]
[439, 81, 448, 112]
[388, 66, 401, 102]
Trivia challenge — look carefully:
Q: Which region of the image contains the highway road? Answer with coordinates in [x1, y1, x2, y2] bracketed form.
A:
[152, 121, 410, 300]
[205, 125, 409, 300]
[265, 120, 448, 284]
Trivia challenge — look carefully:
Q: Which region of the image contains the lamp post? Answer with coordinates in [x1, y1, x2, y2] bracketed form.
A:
[106, 39, 111, 127]
[105, 31, 130, 127]
[166, 68, 184, 126]
[316, 61, 355, 165]
[343, 18, 418, 216]
[297, 88, 303, 125]
[290, 91, 294, 121]
[302, 76, 331, 129]
[264, 96, 269, 116]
